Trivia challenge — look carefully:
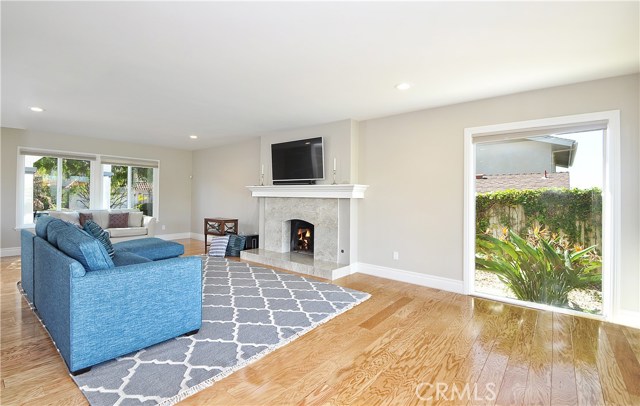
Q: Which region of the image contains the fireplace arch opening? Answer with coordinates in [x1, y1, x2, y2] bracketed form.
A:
[290, 219, 314, 255]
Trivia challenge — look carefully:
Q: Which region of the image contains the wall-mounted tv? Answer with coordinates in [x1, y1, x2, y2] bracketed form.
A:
[271, 137, 324, 184]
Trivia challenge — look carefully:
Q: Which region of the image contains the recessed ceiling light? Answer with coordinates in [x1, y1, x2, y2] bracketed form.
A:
[189, 135, 198, 139]
[29, 106, 45, 112]
[395, 83, 412, 91]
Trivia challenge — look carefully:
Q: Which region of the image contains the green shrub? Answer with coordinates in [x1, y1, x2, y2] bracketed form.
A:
[475, 228, 601, 307]
[476, 188, 602, 246]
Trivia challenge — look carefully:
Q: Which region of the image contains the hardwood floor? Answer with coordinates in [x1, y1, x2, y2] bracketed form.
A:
[2, 238, 639, 405]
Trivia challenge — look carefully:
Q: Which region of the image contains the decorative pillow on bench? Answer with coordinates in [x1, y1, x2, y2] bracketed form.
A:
[209, 235, 230, 257]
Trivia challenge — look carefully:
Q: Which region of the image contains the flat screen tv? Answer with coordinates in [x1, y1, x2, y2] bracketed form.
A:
[271, 137, 324, 184]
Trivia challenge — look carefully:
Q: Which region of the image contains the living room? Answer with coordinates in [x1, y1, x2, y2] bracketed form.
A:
[2, 1, 639, 405]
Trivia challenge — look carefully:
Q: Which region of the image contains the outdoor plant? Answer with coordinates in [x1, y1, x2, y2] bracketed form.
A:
[475, 227, 602, 307]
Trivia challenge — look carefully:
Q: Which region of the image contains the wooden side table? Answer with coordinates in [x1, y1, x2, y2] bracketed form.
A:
[204, 218, 238, 253]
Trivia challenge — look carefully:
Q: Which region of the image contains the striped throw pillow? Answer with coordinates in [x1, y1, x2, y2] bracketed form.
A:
[209, 235, 230, 257]
[83, 220, 115, 258]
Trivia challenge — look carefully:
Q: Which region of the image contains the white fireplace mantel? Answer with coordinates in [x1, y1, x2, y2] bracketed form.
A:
[246, 184, 369, 199]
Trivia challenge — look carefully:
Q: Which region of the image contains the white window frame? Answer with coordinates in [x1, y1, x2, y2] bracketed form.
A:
[16, 147, 160, 228]
[463, 110, 620, 323]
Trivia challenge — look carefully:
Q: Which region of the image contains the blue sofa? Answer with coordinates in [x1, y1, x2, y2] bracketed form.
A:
[20, 217, 202, 374]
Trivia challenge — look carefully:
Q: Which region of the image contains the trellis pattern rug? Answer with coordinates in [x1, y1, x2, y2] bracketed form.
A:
[68, 257, 370, 405]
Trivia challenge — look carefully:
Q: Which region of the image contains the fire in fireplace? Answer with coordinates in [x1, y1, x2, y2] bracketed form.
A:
[290, 219, 314, 255]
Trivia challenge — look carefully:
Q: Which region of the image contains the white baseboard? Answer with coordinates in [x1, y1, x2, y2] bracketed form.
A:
[355, 262, 464, 294]
[156, 233, 192, 241]
[0, 247, 21, 257]
[332, 264, 358, 280]
[190, 232, 205, 241]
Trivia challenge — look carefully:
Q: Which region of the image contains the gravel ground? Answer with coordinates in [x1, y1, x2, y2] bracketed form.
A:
[475, 270, 603, 314]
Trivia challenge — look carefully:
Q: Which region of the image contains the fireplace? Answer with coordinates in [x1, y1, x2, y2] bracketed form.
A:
[290, 219, 314, 255]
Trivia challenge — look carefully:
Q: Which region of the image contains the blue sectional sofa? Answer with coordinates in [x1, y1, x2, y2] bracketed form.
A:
[20, 217, 202, 374]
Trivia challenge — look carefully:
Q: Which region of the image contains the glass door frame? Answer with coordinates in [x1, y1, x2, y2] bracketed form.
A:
[463, 111, 620, 321]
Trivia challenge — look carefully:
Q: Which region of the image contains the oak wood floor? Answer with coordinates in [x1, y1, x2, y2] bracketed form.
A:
[1, 238, 639, 405]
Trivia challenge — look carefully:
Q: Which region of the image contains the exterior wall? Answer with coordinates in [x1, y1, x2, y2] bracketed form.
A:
[476, 140, 554, 175]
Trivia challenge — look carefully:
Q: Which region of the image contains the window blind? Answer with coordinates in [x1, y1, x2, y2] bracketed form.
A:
[473, 121, 608, 144]
[19, 147, 97, 161]
[100, 156, 159, 169]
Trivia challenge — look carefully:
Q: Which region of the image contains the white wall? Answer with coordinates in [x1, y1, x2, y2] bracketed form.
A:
[190, 137, 261, 240]
[1, 128, 193, 249]
[357, 74, 639, 313]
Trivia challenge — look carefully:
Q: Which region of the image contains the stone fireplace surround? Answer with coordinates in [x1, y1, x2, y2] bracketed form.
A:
[264, 197, 338, 263]
[241, 185, 368, 279]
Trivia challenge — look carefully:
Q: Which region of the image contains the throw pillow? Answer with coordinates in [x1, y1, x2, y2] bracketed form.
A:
[226, 234, 246, 257]
[84, 220, 115, 258]
[79, 212, 93, 227]
[209, 235, 230, 257]
[108, 212, 129, 228]
[128, 211, 143, 227]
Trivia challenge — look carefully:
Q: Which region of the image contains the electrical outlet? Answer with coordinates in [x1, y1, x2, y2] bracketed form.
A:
[161, 225, 166, 231]
[393, 251, 399, 260]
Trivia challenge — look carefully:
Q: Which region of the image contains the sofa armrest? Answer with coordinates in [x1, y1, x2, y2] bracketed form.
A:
[33, 237, 87, 371]
[20, 229, 36, 302]
[143, 215, 156, 237]
[67, 256, 202, 371]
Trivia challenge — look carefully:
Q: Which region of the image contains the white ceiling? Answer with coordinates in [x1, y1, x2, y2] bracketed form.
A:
[2, 1, 638, 150]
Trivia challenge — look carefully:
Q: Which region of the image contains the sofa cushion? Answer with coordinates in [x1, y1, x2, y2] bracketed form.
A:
[35, 215, 56, 239]
[111, 251, 152, 267]
[108, 227, 148, 238]
[79, 212, 93, 227]
[113, 238, 184, 261]
[59, 211, 81, 227]
[128, 211, 143, 227]
[209, 235, 229, 257]
[57, 226, 115, 271]
[90, 210, 110, 229]
[84, 220, 115, 258]
[109, 212, 129, 228]
[46, 219, 74, 248]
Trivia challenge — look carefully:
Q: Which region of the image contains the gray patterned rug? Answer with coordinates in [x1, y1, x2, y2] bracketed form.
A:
[71, 256, 370, 405]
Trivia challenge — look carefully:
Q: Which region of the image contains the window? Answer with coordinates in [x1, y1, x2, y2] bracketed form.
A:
[17, 148, 159, 227]
[103, 164, 156, 216]
[464, 111, 620, 322]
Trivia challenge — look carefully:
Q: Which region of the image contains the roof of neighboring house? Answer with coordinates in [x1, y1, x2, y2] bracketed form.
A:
[476, 172, 570, 193]
[134, 181, 153, 192]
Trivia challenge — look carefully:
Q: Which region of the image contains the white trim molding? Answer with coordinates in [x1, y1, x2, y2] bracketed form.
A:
[246, 184, 369, 199]
[156, 233, 192, 241]
[190, 232, 206, 242]
[355, 263, 464, 294]
[463, 110, 621, 322]
[0, 247, 21, 257]
[613, 310, 640, 329]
